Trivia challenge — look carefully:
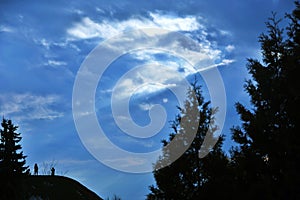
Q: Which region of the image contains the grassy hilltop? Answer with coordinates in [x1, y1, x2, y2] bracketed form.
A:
[23, 175, 103, 200]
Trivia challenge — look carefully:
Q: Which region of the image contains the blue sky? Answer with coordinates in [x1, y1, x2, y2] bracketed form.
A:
[0, 0, 296, 199]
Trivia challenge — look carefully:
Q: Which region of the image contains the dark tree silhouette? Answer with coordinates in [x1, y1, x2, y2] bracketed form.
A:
[230, 2, 300, 199]
[0, 118, 29, 200]
[147, 81, 231, 200]
[0, 118, 29, 175]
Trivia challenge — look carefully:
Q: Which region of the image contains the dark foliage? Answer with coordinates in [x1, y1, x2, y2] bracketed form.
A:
[230, 2, 300, 199]
[147, 81, 231, 200]
[0, 118, 29, 199]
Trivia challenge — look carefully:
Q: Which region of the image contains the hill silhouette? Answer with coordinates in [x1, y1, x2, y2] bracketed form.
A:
[24, 175, 103, 200]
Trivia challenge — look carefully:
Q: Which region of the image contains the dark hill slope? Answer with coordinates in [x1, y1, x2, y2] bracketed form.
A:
[24, 175, 103, 200]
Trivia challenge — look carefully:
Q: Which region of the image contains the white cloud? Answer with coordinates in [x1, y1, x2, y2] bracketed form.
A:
[71, 12, 234, 103]
[68, 17, 102, 39]
[214, 59, 235, 67]
[0, 93, 64, 121]
[219, 29, 231, 36]
[139, 103, 154, 111]
[95, 7, 105, 14]
[0, 25, 14, 33]
[39, 38, 51, 49]
[221, 59, 235, 65]
[197, 58, 235, 70]
[113, 63, 183, 100]
[46, 60, 67, 66]
[34, 37, 80, 52]
[149, 12, 201, 31]
[225, 44, 235, 52]
[67, 12, 233, 72]
[67, 12, 202, 40]
[72, 9, 84, 15]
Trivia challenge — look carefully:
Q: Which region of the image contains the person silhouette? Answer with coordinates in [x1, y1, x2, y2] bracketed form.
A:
[51, 167, 55, 176]
[34, 163, 38, 175]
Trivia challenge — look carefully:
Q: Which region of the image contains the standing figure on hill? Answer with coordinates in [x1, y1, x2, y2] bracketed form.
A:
[34, 163, 38, 175]
[51, 167, 55, 176]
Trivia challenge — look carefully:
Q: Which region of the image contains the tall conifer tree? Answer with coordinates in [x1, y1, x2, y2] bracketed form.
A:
[231, 2, 300, 199]
[147, 82, 230, 200]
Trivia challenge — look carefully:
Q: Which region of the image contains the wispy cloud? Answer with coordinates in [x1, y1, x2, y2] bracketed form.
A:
[67, 12, 202, 40]
[0, 93, 64, 121]
[114, 134, 156, 148]
[46, 60, 67, 67]
[139, 103, 155, 111]
[149, 12, 201, 31]
[225, 44, 235, 52]
[113, 62, 182, 100]
[103, 157, 147, 169]
[0, 25, 14, 33]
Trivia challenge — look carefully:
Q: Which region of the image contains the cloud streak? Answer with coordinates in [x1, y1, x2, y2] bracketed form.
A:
[0, 25, 14, 33]
[0, 93, 64, 121]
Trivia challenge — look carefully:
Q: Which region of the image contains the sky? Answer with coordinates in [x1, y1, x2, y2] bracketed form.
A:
[0, 0, 296, 199]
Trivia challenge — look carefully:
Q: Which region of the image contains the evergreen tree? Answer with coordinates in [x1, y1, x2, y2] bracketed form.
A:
[0, 118, 29, 176]
[147, 81, 230, 200]
[0, 118, 29, 200]
[230, 2, 300, 199]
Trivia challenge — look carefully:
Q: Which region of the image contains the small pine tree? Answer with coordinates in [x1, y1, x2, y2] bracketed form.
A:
[0, 118, 29, 176]
[0, 118, 29, 200]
